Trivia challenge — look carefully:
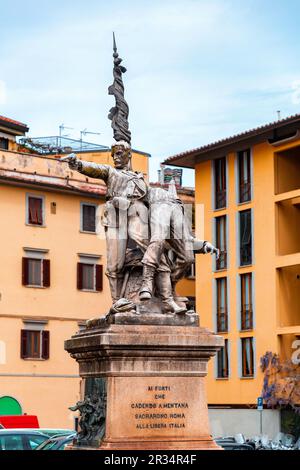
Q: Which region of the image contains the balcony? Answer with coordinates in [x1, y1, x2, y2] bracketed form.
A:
[276, 197, 300, 256]
[275, 146, 300, 195]
[277, 264, 300, 328]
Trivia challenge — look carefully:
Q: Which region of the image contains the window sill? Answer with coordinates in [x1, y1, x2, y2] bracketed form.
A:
[239, 264, 253, 269]
[216, 331, 229, 335]
[22, 358, 47, 361]
[213, 207, 227, 213]
[79, 230, 97, 235]
[24, 285, 47, 289]
[79, 289, 99, 293]
[25, 223, 46, 228]
[214, 269, 228, 274]
[238, 200, 252, 207]
[216, 377, 229, 381]
[240, 329, 254, 333]
[240, 376, 255, 380]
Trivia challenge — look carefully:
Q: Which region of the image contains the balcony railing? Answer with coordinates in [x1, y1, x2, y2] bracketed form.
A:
[241, 307, 253, 330]
[216, 250, 227, 271]
[215, 189, 227, 209]
[239, 182, 251, 203]
[217, 310, 228, 333]
[240, 244, 252, 266]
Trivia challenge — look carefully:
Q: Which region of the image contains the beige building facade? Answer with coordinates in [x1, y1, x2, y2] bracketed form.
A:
[0, 116, 150, 428]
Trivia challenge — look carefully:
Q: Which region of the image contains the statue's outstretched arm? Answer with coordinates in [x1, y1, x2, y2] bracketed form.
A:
[60, 153, 110, 180]
[193, 238, 220, 259]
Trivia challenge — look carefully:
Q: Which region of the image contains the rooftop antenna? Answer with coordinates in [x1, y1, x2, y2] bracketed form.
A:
[80, 129, 101, 150]
[277, 110, 281, 121]
[59, 123, 74, 146]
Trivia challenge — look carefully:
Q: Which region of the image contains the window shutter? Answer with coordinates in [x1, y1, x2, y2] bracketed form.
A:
[95, 265, 103, 292]
[22, 258, 29, 286]
[20, 330, 28, 359]
[28, 197, 43, 225]
[43, 260, 51, 287]
[42, 331, 50, 360]
[77, 263, 83, 290]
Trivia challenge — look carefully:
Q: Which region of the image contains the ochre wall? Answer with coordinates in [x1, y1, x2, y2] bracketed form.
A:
[195, 139, 300, 405]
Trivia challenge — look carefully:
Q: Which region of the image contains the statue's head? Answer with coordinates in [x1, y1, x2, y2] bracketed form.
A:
[111, 140, 131, 169]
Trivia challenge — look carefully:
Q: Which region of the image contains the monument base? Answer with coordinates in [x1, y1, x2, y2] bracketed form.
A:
[65, 319, 223, 451]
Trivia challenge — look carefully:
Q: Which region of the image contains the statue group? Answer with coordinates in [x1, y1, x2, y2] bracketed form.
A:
[63, 34, 219, 318]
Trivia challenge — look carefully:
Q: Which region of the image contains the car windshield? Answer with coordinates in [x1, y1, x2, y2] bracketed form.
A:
[40, 440, 58, 450]
[27, 434, 49, 450]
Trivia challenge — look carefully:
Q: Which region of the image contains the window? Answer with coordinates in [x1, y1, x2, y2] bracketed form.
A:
[241, 337, 254, 377]
[0, 434, 24, 450]
[217, 339, 229, 378]
[81, 203, 97, 233]
[27, 435, 48, 450]
[77, 263, 103, 291]
[0, 138, 9, 150]
[214, 157, 227, 209]
[215, 216, 227, 270]
[186, 263, 195, 279]
[27, 196, 44, 226]
[216, 278, 228, 332]
[239, 210, 252, 266]
[241, 273, 253, 330]
[238, 149, 251, 203]
[20, 330, 50, 360]
[22, 258, 50, 287]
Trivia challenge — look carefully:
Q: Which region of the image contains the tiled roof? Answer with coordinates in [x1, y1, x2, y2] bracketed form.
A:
[164, 113, 300, 165]
[0, 115, 29, 131]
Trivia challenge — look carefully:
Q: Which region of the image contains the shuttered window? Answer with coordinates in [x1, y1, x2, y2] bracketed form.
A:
[81, 204, 96, 233]
[20, 330, 50, 360]
[77, 263, 103, 291]
[22, 258, 50, 287]
[28, 197, 43, 225]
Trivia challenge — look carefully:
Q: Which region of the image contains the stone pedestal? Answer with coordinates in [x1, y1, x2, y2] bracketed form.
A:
[65, 320, 224, 450]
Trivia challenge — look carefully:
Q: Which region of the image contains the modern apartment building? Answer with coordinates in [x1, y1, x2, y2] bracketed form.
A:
[164, 114, 300, 437]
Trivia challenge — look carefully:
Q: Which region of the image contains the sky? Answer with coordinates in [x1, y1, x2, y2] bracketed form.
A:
[1, 0, 300, 186]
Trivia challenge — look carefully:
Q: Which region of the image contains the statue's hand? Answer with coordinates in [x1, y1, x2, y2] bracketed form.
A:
[60, 153, 80, 170]
[204, 242, 220, 259]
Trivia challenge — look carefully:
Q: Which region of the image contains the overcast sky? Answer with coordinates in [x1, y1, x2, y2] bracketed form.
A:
[1, 0, 300, 185]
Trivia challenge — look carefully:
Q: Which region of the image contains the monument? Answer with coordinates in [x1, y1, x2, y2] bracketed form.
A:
[64, 35, 224, 450]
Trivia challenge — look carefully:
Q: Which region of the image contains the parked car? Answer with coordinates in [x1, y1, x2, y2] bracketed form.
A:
[35, 433, 76, 451]
[0, 429, 49, 450]
[29, 429, 74, 438]
[215, 438, 255, 451]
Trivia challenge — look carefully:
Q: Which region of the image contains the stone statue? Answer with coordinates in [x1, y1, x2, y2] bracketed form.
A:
[62, 35, 219, 319]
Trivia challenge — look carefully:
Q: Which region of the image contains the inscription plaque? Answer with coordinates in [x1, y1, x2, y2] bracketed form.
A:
[106, 376, 210, 440]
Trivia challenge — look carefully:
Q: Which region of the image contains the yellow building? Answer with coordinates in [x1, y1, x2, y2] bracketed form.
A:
[164, 114, 300, 438]
[0, 116, 149, 428]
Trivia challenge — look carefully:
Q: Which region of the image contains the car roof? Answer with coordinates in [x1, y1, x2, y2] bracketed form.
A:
[0, 429, 48, 436]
